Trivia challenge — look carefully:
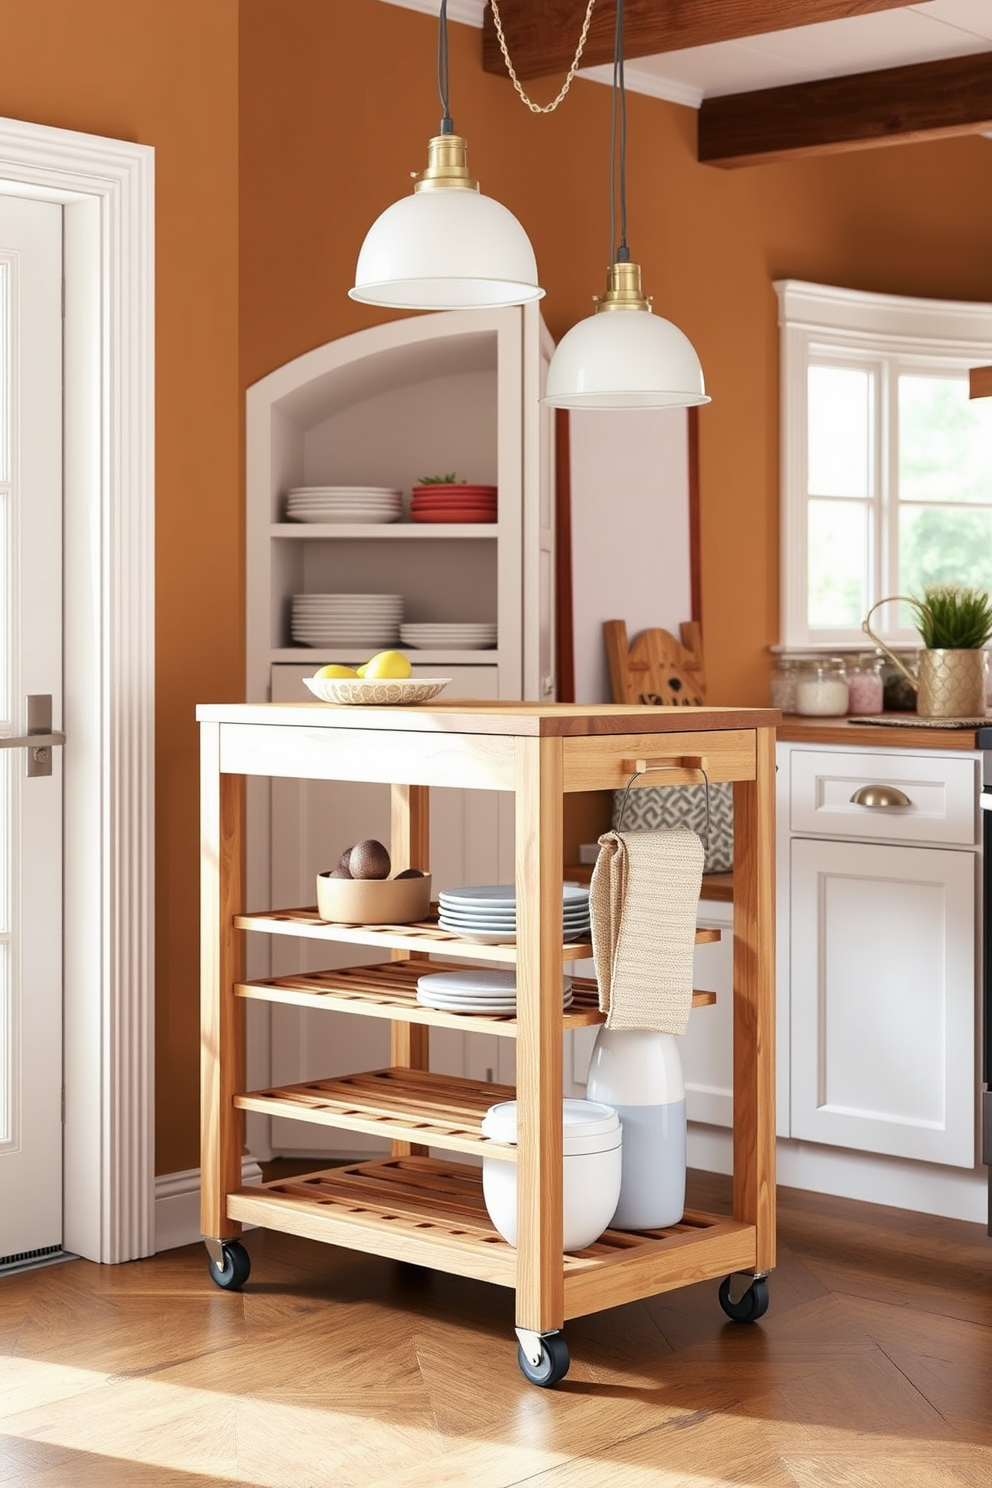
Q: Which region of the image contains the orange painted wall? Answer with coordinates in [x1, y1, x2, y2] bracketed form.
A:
[0, 0, 241, 1175]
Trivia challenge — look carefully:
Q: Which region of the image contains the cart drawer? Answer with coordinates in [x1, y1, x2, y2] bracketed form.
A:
[789, 748, 978, 846]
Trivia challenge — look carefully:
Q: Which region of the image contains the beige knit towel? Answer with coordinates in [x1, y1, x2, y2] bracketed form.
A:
[590, 828, 704, 1035]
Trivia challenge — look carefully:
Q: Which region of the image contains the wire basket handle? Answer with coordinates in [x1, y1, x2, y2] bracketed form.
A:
[615, 761, 712, 849]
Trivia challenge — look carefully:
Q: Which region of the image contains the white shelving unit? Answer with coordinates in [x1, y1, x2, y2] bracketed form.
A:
[244, 306, 556, 1160]
[246, 303, 555, 706]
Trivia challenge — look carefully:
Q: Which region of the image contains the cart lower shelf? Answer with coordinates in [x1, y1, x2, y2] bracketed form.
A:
[226, 1156, 759, 1321]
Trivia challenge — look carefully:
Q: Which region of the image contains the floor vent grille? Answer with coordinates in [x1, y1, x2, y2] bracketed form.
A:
[0, 1245, 78, 1277]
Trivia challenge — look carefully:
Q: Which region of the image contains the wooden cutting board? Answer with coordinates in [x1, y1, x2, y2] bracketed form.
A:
[604, 619, 706, 707]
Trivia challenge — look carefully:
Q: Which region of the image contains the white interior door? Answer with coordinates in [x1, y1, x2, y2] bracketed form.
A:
[0, 196, 64, 1261]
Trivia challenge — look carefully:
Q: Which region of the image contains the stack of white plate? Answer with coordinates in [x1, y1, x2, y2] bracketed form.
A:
[399, 622, 497, 650]
[290, 593, 403, 648]
[285, 487, 403, 524]
[437, 884, 591, 945]
[416, 969, 573, 1014]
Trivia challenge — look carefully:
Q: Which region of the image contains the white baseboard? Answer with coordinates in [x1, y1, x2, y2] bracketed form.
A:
[688, 1125, 988, 1225]
[154, 1157, 263, 1253]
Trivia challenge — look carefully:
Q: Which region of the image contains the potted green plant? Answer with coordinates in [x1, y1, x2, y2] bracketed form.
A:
[864, 583, 992, 718]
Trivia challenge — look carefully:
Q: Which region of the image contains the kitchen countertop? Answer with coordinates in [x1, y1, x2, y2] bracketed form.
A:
[777, 714, 986, 750]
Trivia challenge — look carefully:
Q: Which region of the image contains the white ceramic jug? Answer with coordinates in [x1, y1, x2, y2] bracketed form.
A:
[586, 1027, 686, 1230]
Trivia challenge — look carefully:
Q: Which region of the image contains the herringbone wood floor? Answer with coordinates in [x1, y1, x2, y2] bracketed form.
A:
[1, 1170, 990, 1487]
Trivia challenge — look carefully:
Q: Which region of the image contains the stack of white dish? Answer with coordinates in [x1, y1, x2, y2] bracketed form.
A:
[416, 969, 572, 1013]
[399, 622, 497, 650]
[285, 487, 403, 524]
[437, 884, 591, 945]
[290, 593, 403, 648]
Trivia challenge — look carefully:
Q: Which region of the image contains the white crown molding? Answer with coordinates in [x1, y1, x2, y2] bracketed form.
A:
[376, 0, 484, 25]
[0, 115, 156, 1264]
[373, 1, 703, 105]
[775, 278, 992, 350]
[577, 62, 704, 109]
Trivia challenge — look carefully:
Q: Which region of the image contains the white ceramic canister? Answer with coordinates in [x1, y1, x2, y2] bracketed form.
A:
[479, 1098, 622, 1253]
[585, 1027, 686, 1230]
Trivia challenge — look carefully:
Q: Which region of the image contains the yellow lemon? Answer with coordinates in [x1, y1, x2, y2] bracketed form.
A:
[356, 664, 367, 677]
[362, 649, 412, 680]
[315, 664, 359, 679]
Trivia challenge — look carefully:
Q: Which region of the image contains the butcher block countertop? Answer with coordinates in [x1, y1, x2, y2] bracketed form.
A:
[776, 714, 985, 750]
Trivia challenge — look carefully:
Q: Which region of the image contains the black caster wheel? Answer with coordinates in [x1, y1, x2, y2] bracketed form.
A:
[207, 1240, 251, 1291]
[517, 1333, 570, 1388]
[718, 1273, 769, 1323]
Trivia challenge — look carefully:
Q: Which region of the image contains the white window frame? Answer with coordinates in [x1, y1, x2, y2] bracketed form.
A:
[776, 280, 992, 650]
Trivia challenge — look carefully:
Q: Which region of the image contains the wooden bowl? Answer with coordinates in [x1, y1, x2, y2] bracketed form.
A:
[315, 871, 432, 925]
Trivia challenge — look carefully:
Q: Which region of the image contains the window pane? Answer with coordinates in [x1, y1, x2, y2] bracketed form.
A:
[808, 365, 873, 497]
[0, 492, 6, 723]
[807, 499, 869, 628]
[0, 263, 7, 484]
[899, 504, 992, 597]
[0, 943, 8, 1142]
[899, 375, 992, 503]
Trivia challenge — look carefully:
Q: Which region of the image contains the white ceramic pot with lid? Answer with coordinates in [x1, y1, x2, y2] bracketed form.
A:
[480, 1098, 622, 1253]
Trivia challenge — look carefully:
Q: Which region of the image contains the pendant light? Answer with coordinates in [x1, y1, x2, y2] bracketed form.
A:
[350, 1, 544, 311]
[542, 0, 709, 410]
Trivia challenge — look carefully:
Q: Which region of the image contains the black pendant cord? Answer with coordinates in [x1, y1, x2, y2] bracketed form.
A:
[438, 0, 454, 134]
[609, 0, 629, 264]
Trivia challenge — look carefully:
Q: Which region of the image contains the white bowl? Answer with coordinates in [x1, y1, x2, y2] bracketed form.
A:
[303, 676, 451, 706]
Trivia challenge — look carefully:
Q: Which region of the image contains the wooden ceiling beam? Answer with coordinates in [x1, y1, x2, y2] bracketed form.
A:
[699, 52, 992, 167]
[481, 1, 917, 82]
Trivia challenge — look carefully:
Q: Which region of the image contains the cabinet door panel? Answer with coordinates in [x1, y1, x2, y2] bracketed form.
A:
[790, 837, 976, 1166]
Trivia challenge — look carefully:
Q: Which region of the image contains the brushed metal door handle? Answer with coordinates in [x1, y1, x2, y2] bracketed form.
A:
[850, 784, 912, 809]
[0, 695, 64, 776]
[0, 732, 66, 749]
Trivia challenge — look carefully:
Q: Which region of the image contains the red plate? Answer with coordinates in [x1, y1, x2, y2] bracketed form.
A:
[411, 498, 497, 510]
[411, 502, 497, 514]
[409, 510, 496, 524]
[411, 484, 497, 499]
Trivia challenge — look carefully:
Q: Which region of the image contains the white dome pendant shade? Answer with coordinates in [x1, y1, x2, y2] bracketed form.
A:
[350, 133, 544, 311]
[543, 260, 709, 410]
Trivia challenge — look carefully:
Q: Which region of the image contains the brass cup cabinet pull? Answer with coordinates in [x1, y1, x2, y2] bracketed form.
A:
[849, 784, 912, 809]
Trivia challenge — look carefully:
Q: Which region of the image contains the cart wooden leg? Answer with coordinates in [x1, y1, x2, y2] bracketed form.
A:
[513, 736, 565, 1336]
[200, 723, 246, 1242]
[731, 724, 777, 1274]
[390, 783, 430, 1158]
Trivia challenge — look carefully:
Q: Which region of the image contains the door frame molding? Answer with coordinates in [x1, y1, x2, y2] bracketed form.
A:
[0, 116, 155, 1262]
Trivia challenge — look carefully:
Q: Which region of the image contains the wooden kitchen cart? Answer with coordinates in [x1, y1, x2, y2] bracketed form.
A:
[199, 700, 778, 1386]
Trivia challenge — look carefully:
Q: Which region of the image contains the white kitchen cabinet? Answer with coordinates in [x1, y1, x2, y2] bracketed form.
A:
[244, 307, 555, 1159]
[779, 741, 980, 1171]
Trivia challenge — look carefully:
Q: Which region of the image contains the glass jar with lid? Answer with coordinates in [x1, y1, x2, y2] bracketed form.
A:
[769, 657, 800, 713]
[845, 653, 884, 716]
[794, 659, 850, 716]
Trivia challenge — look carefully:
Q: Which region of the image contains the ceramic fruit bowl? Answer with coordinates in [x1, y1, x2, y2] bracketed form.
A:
[316, 871, 432, 925]
[304, 676, 450, 706]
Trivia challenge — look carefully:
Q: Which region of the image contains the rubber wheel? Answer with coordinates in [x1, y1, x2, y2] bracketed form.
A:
[718, 1274, 769, 1323]
[207, 1240, 251, 1291]
[516, 1334, 570, 1387]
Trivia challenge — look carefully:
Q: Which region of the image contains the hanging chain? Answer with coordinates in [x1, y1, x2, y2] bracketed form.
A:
[489, 0, 597, 114]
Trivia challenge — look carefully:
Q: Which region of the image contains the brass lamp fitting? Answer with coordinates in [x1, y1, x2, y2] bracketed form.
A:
[594, 260, 652, 313]
[413, 135, 480, 193]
